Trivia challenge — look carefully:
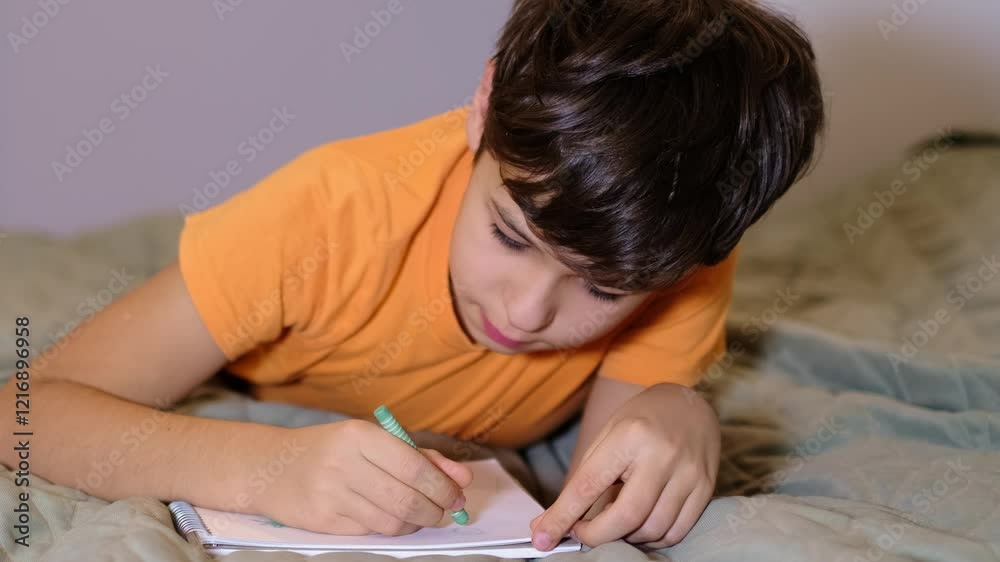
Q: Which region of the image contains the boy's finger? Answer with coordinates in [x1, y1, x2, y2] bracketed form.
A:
[557, 483, 617, 539]
[344, 488, 420, 537]
[422, 449, 474, 489]
[531, 483, 613, 533]
[622, 478, 691, 544]
[571, 466, 663, 545]
[531, 443, 629, 550]
[650, 483, 714, 548]
[361, 437, 465, 515]
[353, 460, 444, 528]
[582, 484, 620, 522]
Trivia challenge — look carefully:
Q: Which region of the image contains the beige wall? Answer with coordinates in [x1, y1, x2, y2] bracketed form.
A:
[763, 0, 1000, 210]
[2, 0, 998, 234]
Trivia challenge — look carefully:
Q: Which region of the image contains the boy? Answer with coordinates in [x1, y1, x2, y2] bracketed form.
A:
[2, 0, 823, 553]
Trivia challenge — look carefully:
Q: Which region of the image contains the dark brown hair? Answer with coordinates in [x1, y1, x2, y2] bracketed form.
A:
[476, 0, 825, 291]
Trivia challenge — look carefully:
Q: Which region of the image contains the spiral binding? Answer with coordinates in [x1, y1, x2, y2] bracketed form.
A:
[169, 501, 212, 537]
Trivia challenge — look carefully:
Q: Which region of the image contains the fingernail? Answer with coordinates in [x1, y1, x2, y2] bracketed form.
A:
[570, 529, 579, 542]
[450, 495, 466, 511]
[534, 532, 552, 551]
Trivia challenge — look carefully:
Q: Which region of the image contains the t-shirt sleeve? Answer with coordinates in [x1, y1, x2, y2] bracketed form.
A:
[598, 248, 739, 387]
[177, 146, 359, 371]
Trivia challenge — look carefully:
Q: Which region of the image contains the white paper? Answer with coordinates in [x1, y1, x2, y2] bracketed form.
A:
[202, 541, 582, 559]
[191, 458, 558, 551]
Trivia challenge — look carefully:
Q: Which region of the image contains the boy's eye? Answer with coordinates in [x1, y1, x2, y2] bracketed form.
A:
[491, 223, 529, 252]
[586, 284, 622, 302]
[489, 221, 622, 301]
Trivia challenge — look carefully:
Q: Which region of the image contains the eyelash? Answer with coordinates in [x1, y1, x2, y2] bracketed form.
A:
[587, 285, 621, 302]
[492, 223, 621, 302]
[491, 223, 528, 252]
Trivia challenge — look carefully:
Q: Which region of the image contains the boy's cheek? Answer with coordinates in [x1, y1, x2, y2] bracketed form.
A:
[549, 302, 638, 349]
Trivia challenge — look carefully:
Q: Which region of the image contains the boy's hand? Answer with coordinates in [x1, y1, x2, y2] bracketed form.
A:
[530, 383, 720, 550]
[258, 419, 472, 536]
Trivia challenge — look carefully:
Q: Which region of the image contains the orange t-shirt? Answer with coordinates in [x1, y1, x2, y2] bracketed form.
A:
[178, 107, 736, 447]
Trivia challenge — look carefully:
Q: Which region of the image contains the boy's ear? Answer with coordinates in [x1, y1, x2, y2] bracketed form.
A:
[466, 58, 495, 153]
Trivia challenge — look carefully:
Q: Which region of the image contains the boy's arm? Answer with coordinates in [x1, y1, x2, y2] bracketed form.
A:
[0, 261, 289, 508]
[0, 379, 290, 505]
[565, 374, 645, 480]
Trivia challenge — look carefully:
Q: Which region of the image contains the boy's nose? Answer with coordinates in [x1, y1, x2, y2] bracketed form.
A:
[505, 277, 557, 334]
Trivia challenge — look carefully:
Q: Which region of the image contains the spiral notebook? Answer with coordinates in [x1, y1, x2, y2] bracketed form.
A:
[168, 458, 581, 558]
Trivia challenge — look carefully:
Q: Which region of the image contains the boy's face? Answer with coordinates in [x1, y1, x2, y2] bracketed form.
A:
[448, 150, 651, 355]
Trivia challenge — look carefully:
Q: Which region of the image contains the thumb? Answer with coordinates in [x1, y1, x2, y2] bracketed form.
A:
[421, 448, 474, 489]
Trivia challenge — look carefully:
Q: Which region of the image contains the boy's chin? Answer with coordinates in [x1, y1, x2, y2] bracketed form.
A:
[483, 342, 521, 355]
[476, 336, 552, 355]
[473, 333, 521, 354]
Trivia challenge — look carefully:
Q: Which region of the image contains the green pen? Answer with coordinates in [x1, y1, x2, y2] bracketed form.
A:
[373, 405, 470, 525]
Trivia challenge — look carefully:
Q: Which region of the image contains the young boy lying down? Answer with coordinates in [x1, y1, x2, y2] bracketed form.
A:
[2, 0, 824, 552]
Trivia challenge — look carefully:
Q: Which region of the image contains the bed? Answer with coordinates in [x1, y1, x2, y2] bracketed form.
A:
[2, 137, 998, 561]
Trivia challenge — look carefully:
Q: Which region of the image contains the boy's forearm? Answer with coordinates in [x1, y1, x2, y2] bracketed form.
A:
[0, 378, 288, 510]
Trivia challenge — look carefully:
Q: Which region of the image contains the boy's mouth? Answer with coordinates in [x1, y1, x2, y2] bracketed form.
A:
[480, 310, 526, 349]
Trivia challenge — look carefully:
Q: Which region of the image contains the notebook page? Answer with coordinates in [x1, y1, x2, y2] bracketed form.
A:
[202, 541, 582, 558]
[192, 458, 548, 550]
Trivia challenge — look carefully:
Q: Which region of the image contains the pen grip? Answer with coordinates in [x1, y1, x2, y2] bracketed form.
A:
[373, 405, 470, 525]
